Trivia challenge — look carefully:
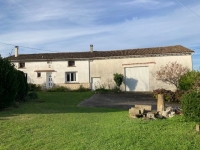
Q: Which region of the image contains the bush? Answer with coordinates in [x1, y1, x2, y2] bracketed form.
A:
[178, 70, 200, 90]
[153, 89, 174, 102]
[0, 58, 18, 108]
[181, 91, 200, 123]
[28, 83, 42, 91]
[28, 92, 38, 99]
[113, 73, 123, 88]
[74, 85, 90, 92]
[47, 86, 70, 92]
[174, 90, 185, 102]
[153, 89, 184, 102]
[16, 70, 28, 101]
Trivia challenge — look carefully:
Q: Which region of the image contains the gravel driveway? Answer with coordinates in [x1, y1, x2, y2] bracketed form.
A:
[78, 92, 180, 110]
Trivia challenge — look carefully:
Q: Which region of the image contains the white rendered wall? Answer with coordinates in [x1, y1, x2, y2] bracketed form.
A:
[14, 60, 89, 88]
[90, 54, 193, 91]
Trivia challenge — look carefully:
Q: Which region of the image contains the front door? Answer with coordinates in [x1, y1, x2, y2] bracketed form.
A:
[46, 73, 53, 88]
[91, 77, 101, 90]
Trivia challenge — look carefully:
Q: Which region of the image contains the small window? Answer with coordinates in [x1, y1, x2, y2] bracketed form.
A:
[47, 61, 52, 64]
[37, 72, 41, 77]
[66, 72, 76, 82]
[19, 62, 25, 68]
[68, 61, 75, 67]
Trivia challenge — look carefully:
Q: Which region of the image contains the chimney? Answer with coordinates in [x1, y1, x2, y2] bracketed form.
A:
[15, 46, 18, 57]
[90, 44, 93, 52]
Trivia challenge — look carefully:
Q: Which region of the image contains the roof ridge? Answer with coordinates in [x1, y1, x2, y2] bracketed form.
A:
[6, 45, 194, 60]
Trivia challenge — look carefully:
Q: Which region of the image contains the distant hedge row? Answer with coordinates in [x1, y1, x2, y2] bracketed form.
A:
[0, 57, 28, 108]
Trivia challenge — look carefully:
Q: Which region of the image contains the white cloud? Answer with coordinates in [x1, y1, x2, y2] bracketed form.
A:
[119, 0, 175, 9]
[0, 0, 200, 70]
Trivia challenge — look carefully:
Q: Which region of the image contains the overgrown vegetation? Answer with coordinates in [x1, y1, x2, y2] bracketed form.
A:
[0, 92, 200, 149]
[74, 85, 90, 92]
[181, 91, 200, 122]
[0, 58, 28, 109]
[47, 86, 70, 92]
[157, 61, 189, 88]
[47, 85, 90, 92]
[181, 91, 200, 131]
[153, 89, 185, 102]
[178, 70, 200, 90]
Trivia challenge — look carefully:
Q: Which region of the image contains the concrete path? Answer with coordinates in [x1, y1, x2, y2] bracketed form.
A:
[78, 92, 180, 110]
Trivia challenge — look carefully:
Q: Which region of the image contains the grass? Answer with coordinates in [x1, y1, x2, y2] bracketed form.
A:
[0, 92, 200, 150]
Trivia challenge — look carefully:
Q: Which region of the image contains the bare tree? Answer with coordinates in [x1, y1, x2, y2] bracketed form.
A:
[157, 62, 189, 88]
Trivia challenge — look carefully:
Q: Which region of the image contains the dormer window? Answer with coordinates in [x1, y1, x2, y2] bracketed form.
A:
[19, 62, 25, 68]
[68, 61, 75, 67]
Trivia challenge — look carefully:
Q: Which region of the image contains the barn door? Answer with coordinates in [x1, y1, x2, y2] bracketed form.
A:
[125, 67, 149, 91]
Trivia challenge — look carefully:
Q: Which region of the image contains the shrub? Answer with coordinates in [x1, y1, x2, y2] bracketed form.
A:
[153, 89, 174, 102]
[113, 73, 123, 88]
[74, 85, 90, 92]
[0, 58, 18, 108]
[28, 83, 42, 91]
[153, 89, 185, 102]
[181, 91, 200, 123]
[174, 90, 185, 102]
[178, 70, 200, 90]
[28, 92, 38, 99]
[16, 70, 28, 101]
[47, 86, 70, 92]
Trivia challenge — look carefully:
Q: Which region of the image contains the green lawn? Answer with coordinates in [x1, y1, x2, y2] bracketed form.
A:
[0, 92, 200, 150]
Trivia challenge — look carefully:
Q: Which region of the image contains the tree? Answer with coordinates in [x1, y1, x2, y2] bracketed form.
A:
[0, 58, 18, 108]
[16, 70, 28, 101]
[156, 62, 189, 88]
[113, 73, 124, 88]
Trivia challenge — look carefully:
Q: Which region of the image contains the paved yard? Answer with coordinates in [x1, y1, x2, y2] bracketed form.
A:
[78, 92, 180, 110]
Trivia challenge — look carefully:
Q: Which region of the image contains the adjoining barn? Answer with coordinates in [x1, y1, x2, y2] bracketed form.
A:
[7, 45, 194, 91]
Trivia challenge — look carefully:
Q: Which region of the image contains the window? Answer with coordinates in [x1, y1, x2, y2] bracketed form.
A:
[66, 72, 76, 82]
[19, 62, 25, 68]
[68, 61, 75, 67]
[37, 72, 41, 77]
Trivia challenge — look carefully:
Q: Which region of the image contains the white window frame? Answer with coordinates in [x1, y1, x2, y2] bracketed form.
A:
[66, 72, 77, 82]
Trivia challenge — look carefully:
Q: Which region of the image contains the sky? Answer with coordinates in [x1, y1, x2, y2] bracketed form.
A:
[0, 0, 199, 70]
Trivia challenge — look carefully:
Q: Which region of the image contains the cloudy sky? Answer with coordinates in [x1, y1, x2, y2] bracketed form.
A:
[0, 0, 200, 69]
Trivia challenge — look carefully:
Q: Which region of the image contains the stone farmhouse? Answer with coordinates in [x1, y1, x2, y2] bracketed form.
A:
[7, 45, 194, 91]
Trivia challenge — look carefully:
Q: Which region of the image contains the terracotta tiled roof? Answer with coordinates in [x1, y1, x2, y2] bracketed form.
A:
[7, 45, 194, 61]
